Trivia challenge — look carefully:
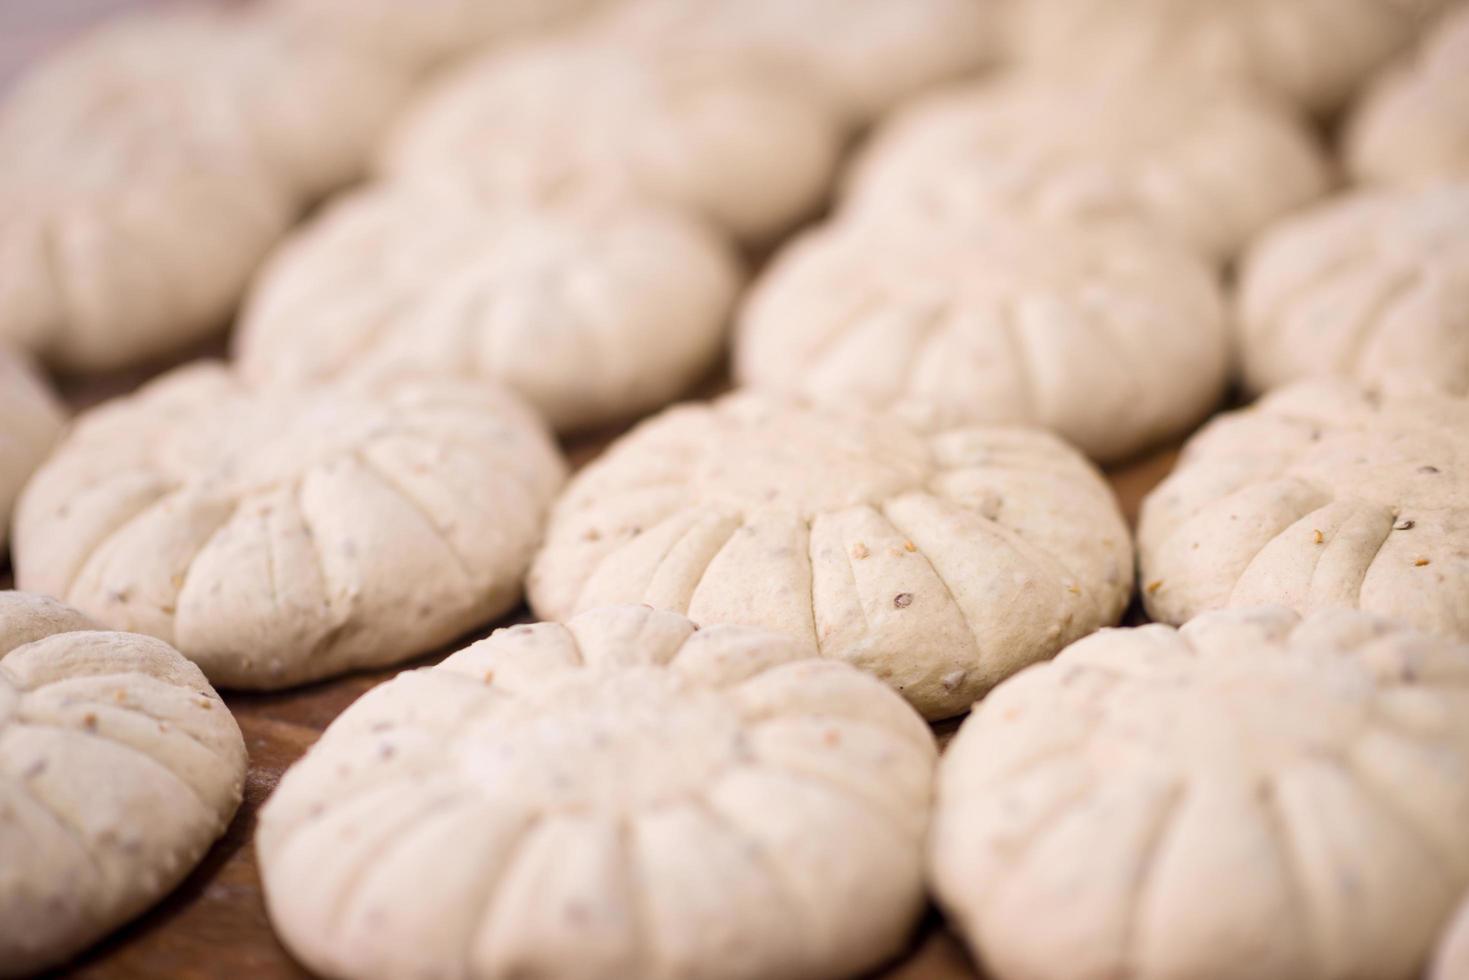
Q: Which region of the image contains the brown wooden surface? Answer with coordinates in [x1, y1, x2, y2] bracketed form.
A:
[5, 3, 1185, 978]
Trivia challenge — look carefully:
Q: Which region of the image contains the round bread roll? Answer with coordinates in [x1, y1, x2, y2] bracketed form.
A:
[258, 605, 936, 980]
[0, 348, 64, 551]
[1432, 892, 1469, 980]
[1238, 184, 1469, 397]
[0, 7, 411, 373]
[1007, 0, 1449, 117]
[844, 78, 1330, 263]
[263, 0, 605, 71]
[0, 590, 247, 977]
[529, 394, 1134, 719]
[931, 605, 1469, 980]
[237, 183, 742, 433]
[1138, 380, 1469, 640]
[13, 363, 566, 690]
[596, 0, 1000, 122]
[1346, 4, 1469, 187]
[379, 36, 844, 243]
[735, 213, 1229, 464]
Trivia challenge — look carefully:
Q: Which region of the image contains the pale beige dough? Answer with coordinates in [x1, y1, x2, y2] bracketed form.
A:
[13, 363, 566, 690]
[263, 0, 607, 71]
[0, 349, 65, 551]
[237, 183, 742, 432]
[1139, 380, 1469, 640]
[379, 36, 844, 243]
[844, 77, 1330, 263]
[1007, 0, 1451, 116]
[1238, 183, 1469, 397]
[1347, 5, 1469, 186]
[735, 213, 1229, 463]
[529, 394, 1134, 719]
[257, 605, 936, 980]
[0, 590, 247, 977]
[932, 605, 1469, 980]
[595, 0, 1001, 122]
[0, 7, 411, 373]
[1433, 892, 1469, 980]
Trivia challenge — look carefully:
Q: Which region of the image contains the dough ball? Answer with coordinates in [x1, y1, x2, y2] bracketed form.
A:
[1007, 0, 1450, 116]
[0, 590, 247, 976]
[0, 7, 412, 372]
[0, 348, 64, 551]
[262, 0, 606, 71]
[735, 213, 1229, 463]
[1347, 5, 1469, 186]
[13, 363, 567, 690]
[237, 183, 742, 433]
[1238, 183, 1469, 397]
[257, 605, 936, 980]
[595, 0, 1001, 123]
[1139, 380, 1469, 640]
[379, 36, 844, 243]
[932, 605, 1469, 980]
[529, 394, 1134, 719]
[844, 77, 1330, 263]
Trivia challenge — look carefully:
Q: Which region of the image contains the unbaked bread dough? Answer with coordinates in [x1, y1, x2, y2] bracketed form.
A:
[0, 7, 411, 372]
[1007, 0, 1450, 116]
[263, 0, 606, 71]
[844, 77, 1330, 263]
[1139, 380, 1469, 640]
[1346, 5, 1469, 186]
[0, 590, 247, 977]
[735, 213, 1229, 463]
[932, 605, 1469, 980]
[379, 36, 844, 243]
[13, 363, 566, 689]
[0, 349, 64, 551]
[1238, 184, 1469, 397]
[257, 605, 937, 980]
[528, 393, 1134, 719]
[596, 0, 1001, 122]
[237, 183, 742, 432]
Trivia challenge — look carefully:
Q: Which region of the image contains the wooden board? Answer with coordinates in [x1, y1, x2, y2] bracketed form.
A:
[4, 3, 1182, 976]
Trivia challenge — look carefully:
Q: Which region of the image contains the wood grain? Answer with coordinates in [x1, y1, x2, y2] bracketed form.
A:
[5, 3, 1183, 977]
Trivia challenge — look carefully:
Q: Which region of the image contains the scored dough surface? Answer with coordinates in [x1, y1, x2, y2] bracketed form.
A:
[1007, 0, 1450, 115]
[0, 591, 247, 977]
[529, 393, 1133, 718]
[379, 35, 844, 243]
[0, 6, 410, 372]
[1139, 380, 1469, 640]
[13, 363, 566, 689]
[257, 605, 936, 980]
[932, 606, 1469, 980]
[735, 213, 1229, 463]
[237, 184, 742, 432]
[1238, 183, 1469, 397]
[0, 349, 64, 551]
[844, 78, 1329, 263]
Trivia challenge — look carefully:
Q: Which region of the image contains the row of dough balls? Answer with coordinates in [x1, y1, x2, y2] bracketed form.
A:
[8, 594, 1469, 979]
[0, 0, 1000, 377]
[11, 367, 1467, 719]
[247, 603, 1469, 980]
